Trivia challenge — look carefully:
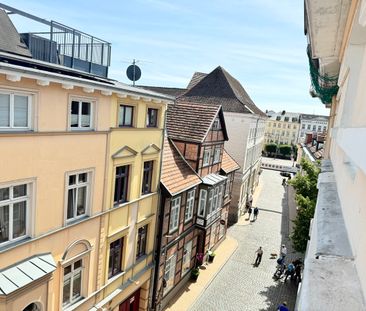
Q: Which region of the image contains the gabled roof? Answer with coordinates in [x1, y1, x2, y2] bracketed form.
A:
[187, 72, 207, 89]
[0, 9, 31, 57]
[220, 149, 241, 174]
[161, 137, 201, 196]
[166, 101, 228, 143]
[181, 66, 266, 117]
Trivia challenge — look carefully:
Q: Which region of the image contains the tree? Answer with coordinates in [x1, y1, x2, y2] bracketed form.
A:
[289, 158, 320, 252]
[278, 144, 292, 157]
[264, 143, 277, 154]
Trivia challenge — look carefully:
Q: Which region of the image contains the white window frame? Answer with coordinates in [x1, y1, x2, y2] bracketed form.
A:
[203, 149, 211, 166]
[0, 91, 32, 130]
[65, 170, 92, 224]
[62, 258, 84, 308]
[164, 253, 177, 295]
[218, 184, 224, 209]
[68, 98, 94, 130]
[184, 189, 195, 222]
[181, 240, 193, 276]
[212, 187, 219, 213]
[198, 189, 207, 217]
[213, 147, 221, 164]
[169, 196, 181, 233]
[207, 189, 214, 218]
[0, 181, 32, 246]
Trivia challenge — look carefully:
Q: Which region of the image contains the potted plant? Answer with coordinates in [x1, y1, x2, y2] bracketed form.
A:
[207, 250, 216, 263]
[191, 268, 200, 281]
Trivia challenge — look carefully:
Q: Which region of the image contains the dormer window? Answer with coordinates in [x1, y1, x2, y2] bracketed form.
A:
[212, 118, 221, 130]
[203, 149, 211, 166]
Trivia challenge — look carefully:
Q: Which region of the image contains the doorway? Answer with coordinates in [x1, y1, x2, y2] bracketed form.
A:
[119, 289, 140, 311]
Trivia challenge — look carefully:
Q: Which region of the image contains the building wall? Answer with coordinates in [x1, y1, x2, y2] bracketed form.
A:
[264, 114, 300, 145]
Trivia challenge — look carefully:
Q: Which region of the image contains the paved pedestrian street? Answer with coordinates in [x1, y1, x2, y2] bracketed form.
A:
[190, 167, 300, 311]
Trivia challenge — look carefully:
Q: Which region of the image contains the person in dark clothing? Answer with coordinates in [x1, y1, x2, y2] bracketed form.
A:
[278, 302, 289, 311]
[253, 207, 259, 220]
[255, 247, 263, 266]
[295, 262, 302, 282]
[247, 207, 252, 220]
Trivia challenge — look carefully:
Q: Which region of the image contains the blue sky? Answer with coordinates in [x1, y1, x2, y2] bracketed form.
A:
[4, 0, 328, 115]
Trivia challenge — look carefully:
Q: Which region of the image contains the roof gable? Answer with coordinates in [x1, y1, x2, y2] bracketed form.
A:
[141, 144, 160, 155]
[112, 145, 138, 159]
[182, 66, 266, 117]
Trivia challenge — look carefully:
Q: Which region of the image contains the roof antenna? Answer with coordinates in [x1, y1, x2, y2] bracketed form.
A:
[126, 59, 141, 86]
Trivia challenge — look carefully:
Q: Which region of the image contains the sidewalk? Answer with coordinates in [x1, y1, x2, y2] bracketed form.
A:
[164, 236, 238, 311]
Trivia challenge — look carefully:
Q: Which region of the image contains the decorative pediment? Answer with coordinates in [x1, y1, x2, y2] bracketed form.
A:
[112, 145, 138, 159]
[141, 143, 161, 155]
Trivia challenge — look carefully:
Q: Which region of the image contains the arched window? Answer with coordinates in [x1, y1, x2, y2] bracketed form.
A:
[23, 302, 42, 311]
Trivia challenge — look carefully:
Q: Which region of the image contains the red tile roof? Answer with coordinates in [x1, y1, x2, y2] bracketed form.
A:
[166, 101, 228, 143]
[161, 137, 201, 196]
[221, 149, 240, 173]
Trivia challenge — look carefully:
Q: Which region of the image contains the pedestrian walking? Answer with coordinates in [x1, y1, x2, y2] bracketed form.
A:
[247, 207, 252, 220]
[277, 301, 289, 311]
[253, 207, 259, 220]
[295, 262, 302, 282]
[254, 246, 263, 266]
[284, 262, 295, 282]
[280, 244, 287, 258]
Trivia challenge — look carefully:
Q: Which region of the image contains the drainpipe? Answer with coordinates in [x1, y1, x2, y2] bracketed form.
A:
[150, 106, 168, 311]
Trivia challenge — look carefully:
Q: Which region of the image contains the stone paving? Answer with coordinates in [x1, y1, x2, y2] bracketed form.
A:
[190, 168, 301, 311]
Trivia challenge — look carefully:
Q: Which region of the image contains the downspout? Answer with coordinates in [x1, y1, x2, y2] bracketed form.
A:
[150, 106, 168, 311]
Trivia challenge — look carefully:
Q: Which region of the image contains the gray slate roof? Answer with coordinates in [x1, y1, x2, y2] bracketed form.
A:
[180, 66, 266, 117]
[138, 86, 186, 97]
[0, 253, 56, 295]
[0, 9, 31, 57]
[300, 113, 329, 121]
[201, 173, 227, 186]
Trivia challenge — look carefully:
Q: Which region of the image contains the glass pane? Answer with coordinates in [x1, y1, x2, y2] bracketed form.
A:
[118, 106, 125, 126]
[81, 102, 90, 127]
[0, 205, 9, 243]
[74, 259, 82, 269]
[64, 265, 71, 276]
[13, 201, 26, 238]
[78, 173, 87, 183]
[72, 271, 82, 299]
[0, 94, 10, 127]
[71, 101, 79, 127]
[76, 186, 86, 216]
[0, 187, 9, 201]
[125, 107, 132, 125]
[62, 278, 71, 305]
[69, 175, 76, 185]
[13, 184, 27, 198]
[67, 189, 75, 219]
[14, 95, 28, 127]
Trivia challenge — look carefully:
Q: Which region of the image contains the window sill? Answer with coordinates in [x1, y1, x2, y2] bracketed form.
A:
[66, 215, 89, 226]
[135, 254, 148, 264]
[63, 296, 85, 311]
[107, 270, 126, 284]
[113, 201, 129, 208]
[0, 236, 31, 253]
[68, 129, 95, 132]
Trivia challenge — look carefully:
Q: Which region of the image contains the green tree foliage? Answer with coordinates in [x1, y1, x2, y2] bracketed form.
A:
[279, 144, 292, 156]
[264, 143, 277, 154]
[289, 158, 320, 252]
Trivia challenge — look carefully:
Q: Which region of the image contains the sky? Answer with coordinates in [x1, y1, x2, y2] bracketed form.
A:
[4, 0, 329, 115]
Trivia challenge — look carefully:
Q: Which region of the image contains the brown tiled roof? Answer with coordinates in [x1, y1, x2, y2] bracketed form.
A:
[307, 143, 324, 160]
[181, 66, 266, 117]
[221, 149, 240, 173]
[161, 137, 201, 196]
[166, 101, 228, 143]
[137, 86, 186, 97]
[187, 72, 207, 89]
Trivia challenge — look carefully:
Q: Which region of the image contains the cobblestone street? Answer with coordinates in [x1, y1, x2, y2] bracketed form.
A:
[190, 167, 300, 311]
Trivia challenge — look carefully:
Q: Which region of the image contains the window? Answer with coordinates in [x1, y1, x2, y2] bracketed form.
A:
[284, 117, 289, 122]
[212, 187, 219, 213]
[185, 189, 195, 222]
[218, 184, 224, 209]
[0, 183, 30, 245]
[108, 238, 123, 278]
[198, 190, 207, 217]
[142, 161, 153, 194]
[136, 225, 148, 259]
[323, 126, 327, 132]
[118, 105, 134, 127]
[318, 126, 321, 132]
[292, 117, 298, 122]
[67, 172, 90, 222]
[70, 100, 92, 129]
[164, 254, 176, 294]
[114, 165, 129, 205]
[181, 240, 193, 276]
[276, 116, 281, 121]
[203, 149, 211, 166]
[63, 259, 83, 307]
[293, 124, 297, 129]
[273, 123, 276, 128]
[146, 108, 158, 127]
[302, 124, 305, 129]
[212, 118, 220, 130]
[0, 92, 31, 129]
[207, 189, 213, 217]
[312, 125, 316, 131]
[213, 147, 221, 163]
[169, 197, 181, 233]
[287, 124, 291, 129]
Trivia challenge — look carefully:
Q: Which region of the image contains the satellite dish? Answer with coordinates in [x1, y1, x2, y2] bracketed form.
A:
[126, 61, 141, 86]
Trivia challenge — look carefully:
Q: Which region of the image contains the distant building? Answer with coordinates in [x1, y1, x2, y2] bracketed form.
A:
[264, 111, 300, 145]
[298, 113, 329, 143]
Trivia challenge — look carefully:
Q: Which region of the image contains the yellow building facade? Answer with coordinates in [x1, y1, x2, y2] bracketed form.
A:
[0, 60, 170, 311]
